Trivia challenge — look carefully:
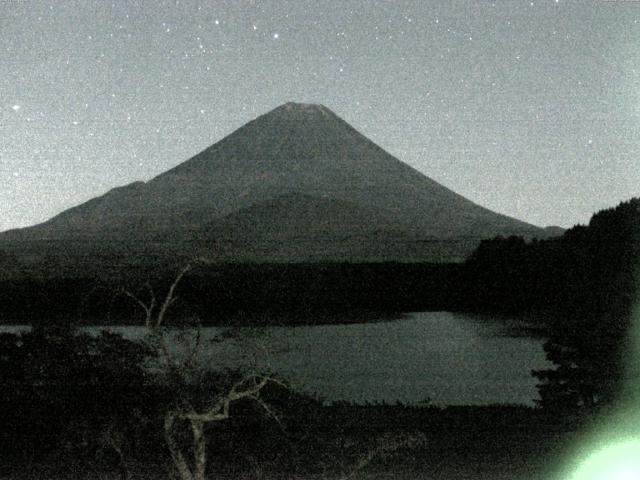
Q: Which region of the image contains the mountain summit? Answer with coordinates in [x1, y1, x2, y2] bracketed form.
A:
[1, 103, 549, 273]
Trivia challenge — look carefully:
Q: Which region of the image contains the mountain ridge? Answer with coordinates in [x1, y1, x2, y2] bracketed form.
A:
[0, 102, 555, 273]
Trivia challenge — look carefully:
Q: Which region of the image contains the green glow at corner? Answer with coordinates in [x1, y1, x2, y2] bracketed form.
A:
[564, 246, 640, 480]
[569, 440, 640, 480]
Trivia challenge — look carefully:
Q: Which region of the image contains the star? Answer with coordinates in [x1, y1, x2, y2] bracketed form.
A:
[273, 33, 279, 39]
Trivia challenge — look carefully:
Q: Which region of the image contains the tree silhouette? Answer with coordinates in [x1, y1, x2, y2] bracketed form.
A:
[464, 198, 640, 412]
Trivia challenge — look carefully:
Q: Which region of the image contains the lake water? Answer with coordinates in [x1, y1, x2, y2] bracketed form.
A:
[1, 311, 551, 406]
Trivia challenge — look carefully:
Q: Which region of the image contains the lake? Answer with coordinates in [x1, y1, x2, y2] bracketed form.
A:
[1, 311, 551, 406]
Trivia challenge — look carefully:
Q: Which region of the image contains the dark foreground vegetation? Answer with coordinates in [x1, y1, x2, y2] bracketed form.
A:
[0, 324, 580, 480]
[0, 198, 638, 478]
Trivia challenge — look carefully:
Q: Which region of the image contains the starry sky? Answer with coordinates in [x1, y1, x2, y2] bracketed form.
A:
[1, 0, 638, 232]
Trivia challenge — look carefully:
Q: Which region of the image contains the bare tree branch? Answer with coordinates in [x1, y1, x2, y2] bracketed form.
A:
[127, 262, 288, 480]
[155, 264, 190, 328]
[165, 372, 285, 480]
[250, 394, 286, 433]
[121, 287, 154, 327]
[164, 411, 194, 480]
[184, 327, 202, 374]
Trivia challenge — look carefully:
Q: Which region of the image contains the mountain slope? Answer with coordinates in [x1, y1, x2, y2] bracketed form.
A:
[192, 192, 476, 262]
[0, 102, 549, 272]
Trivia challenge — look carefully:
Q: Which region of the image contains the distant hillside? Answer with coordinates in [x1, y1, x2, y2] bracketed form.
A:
[192, 192, 481, 263]
[0, 102, 553, 276]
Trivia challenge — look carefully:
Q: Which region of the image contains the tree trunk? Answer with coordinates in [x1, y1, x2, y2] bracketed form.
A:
[191, 419, 207, 480]
[164, 412, 194, 480]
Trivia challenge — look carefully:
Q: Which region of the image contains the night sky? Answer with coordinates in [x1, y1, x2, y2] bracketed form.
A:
[2, 0, 638, 232]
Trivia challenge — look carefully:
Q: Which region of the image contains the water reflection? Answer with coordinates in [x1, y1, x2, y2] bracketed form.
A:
[1, 311, 550, 406]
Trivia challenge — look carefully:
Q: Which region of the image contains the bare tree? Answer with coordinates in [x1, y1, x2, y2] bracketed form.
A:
[120, 264, 191, 329]
[163, 373, 283, 480]
[123, 265, 284, 480]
